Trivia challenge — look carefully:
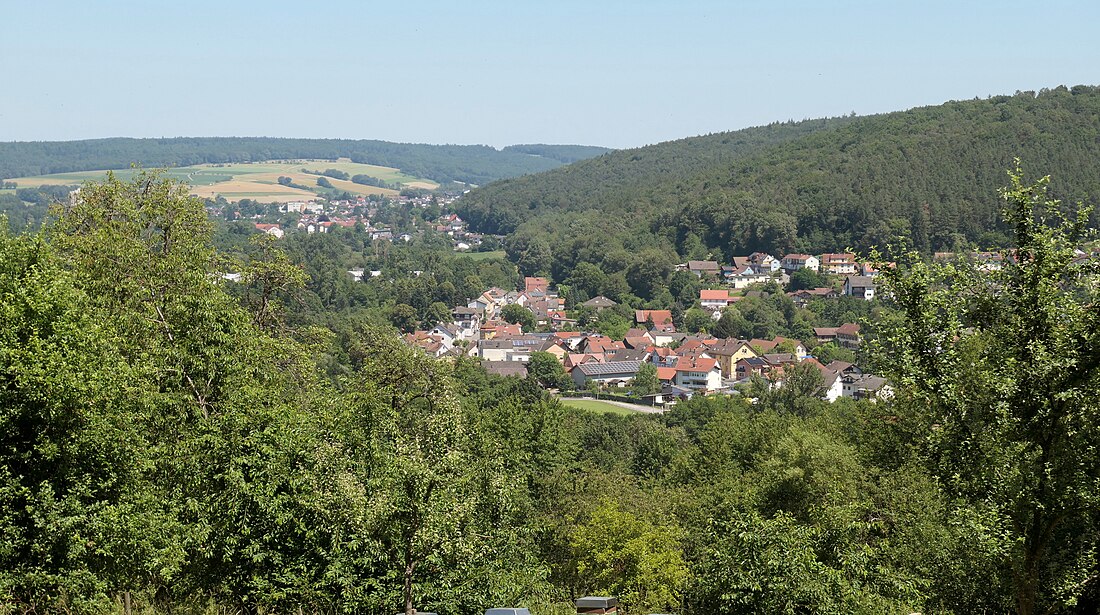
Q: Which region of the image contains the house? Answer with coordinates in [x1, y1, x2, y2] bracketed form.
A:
[814, 327, 839, 345]
[788, 287, 838, 307]
[842, 374, 893, 401]
[581, 335, 626, 354]
[581, 295, 618, 311]
[404, 331, 451, 358]
[820, 253, 857, 275]
[836, 323, 861, 349]
[482, 360, 529, 378]
[803, 358, 845, 402]
[552, 331, 587, 351]
[672, 356, 723, 392]
[525, 276, 550, 293]
[635, 310, 675, 331]
[687, 260, 721, 278]
[735, 356, 772, 381]
[703, 338, 758, 378]
[748, 252, 782, 273]
[724, 265, 770, 289]
[478, 339, 517, 362]
[430, 322, 461, 347]
[255, 223, 284, 238]
[700, 289, 734, 309]
[774, 336, 807, 359]
[844, 276, 876, 301]
[452, 306, 482, 338]
[781, 254, 820, 272]
[537, 339, 569, 361]
[749, 338, 779, 353]
[572, 360, 643, 389]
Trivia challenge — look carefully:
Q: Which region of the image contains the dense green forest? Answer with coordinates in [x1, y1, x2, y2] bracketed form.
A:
[0, 138, 609, 186]
[2, 166, 1099, 615]
[457, 85, 1100, 287]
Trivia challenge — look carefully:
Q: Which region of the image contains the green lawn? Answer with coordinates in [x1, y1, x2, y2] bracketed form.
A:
[560, 398, 640, 416]
[461, 250, 506, 261]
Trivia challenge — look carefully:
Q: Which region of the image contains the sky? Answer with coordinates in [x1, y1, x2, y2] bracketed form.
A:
[2, 0, 1098, 149]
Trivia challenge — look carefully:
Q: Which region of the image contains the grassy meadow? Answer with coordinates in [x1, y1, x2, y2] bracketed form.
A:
[8, 159, 439, 203]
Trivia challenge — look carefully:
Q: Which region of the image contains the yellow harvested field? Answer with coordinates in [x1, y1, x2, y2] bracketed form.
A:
[187, 181, 317, 202]
[9, 158, 434, 204]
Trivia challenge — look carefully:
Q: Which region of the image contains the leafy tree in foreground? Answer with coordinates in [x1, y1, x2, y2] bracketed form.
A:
[871, 164, 1100, 615]
[631, 362, 661, 397]
[527, 351, 571, 390]
[500, 303, 536, 332]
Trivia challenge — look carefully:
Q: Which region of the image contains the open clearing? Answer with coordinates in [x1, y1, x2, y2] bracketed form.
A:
[460, 250, 506, 261]
[560, 398, 646, 416]
[8, 159, 437, 203]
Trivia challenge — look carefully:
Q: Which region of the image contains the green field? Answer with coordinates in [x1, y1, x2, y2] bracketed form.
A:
[560, 398, 641, 416]
[7, 159, 439, 203]
[461, 250, 506, 261]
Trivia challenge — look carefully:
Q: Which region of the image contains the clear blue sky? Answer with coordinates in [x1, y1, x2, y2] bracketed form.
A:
[2, 0, 1097, 149]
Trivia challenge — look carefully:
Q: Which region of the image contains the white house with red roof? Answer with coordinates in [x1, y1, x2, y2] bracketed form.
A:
[820, 253, 857, 275]
[673, 356, 722, 392]
[700, 289, 734, 309]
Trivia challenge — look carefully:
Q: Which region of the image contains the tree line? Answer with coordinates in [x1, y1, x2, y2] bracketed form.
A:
[0, 138, 609, 187]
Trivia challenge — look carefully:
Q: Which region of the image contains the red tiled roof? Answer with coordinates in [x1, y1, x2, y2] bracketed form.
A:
[837, 323, 861, 335]
[635, 310, 673, 326]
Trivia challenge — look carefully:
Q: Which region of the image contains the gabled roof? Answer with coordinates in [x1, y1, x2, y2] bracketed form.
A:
[582, 295, 618, 308]
[763, 353, 796, 366]
[750, 338, 779, 352]
[674, 356, 718, 372]
[482, 361, 529, 378]
[837, 323, 861, 336]
[700, 289, 730, 301]
[845, 275, 876, 288]
[774, 336, 804, 349]
[656, 367, 677, 381]
[704, 338, 754, 356]
[688, 260, 721, 271]
[635, 310, 674, 326]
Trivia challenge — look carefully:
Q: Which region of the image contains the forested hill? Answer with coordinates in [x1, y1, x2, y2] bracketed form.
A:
[0, 137, 608, 186]
[502, 143, 613, 163]
[457, 85, 1100, 262]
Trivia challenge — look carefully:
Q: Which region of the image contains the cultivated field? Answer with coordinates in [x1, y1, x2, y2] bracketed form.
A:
[8, 159, 439, 203]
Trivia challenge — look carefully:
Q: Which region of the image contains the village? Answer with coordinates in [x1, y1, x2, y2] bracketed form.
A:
[401, 251, 892, 407]
[245, 192, 490, 250]
[231, 195, 1098, 409]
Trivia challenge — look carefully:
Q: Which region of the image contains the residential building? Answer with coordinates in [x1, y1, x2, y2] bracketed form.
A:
[836, 323, 861, 349]
[820, 253, 857, 275]
[571, 360, 643, 389]
[844, 276, 876, 300]
[687, 260, 721, 278]
[672, 356, 723, 392]
[700, 289, 734, 309]
[781, 254, 821, 272]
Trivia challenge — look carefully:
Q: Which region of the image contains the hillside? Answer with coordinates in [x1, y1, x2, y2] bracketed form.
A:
[0, 137, 609, 187]
[456, 85, 1100, 285]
